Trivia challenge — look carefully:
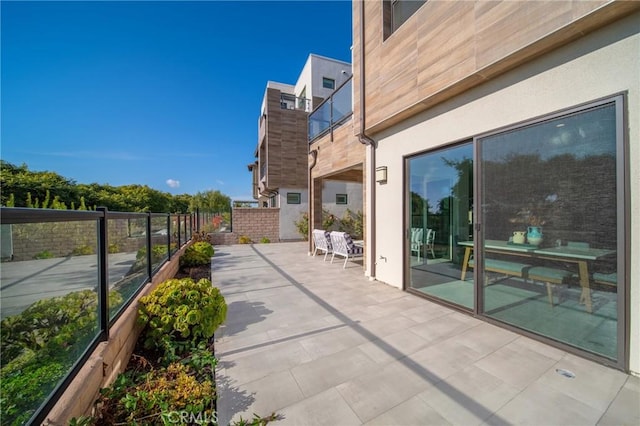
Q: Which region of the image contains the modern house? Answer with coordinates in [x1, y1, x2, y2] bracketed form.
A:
[250, 54, 362, 241]
[311, 1, 639, 375]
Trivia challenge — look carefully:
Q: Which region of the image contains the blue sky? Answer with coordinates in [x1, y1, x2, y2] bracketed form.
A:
[1, 0, 353, 200]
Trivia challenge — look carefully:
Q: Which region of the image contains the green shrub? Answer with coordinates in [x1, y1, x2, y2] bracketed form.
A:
[0, 289, 123, 425]
[294, 213, 309, 240]
[71, 245, 94, 256]
[260, 237, 271, 244]
[97, 362, 215, 425]
[108, 243, 119, 253]
[338, 209, 364, 239]
[33, 250, 54, 259]
[238, 235, 252, 244]
[179, 245, 211, 268]
[138, 278, 227, 354]
[192, 241, 214, 257]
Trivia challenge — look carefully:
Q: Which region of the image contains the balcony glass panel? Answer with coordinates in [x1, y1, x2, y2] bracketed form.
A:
[108, 217, 149, 319]
[332, 79, 352, 123]
[309, 101, 331, 140]
[150, 216, 169, 272]
[1, 220, 100, 424]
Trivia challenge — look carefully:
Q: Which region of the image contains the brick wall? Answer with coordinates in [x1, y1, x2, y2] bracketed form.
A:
[209, 207, 280, 245]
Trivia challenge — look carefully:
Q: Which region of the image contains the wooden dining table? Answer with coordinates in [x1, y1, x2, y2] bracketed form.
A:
[458, 240, 616, 312]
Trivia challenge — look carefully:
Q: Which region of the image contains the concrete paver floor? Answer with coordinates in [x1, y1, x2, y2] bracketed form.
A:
[213, 242, 639, 426]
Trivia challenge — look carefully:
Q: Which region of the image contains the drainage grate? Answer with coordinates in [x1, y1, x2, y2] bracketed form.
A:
[555, 368, 576, 378]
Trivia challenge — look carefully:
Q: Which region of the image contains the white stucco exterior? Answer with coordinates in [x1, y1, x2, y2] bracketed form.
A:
[321, 180, 364, 224]
[295, 54, 352, 104]
[276, 188, 308, 241]
[372, 13, 639, 373]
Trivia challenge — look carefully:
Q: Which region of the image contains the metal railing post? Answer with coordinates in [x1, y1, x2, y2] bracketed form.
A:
[96, 207, 109, 339]
[146, 212, 152, 279]
[167, 214, 172, 260]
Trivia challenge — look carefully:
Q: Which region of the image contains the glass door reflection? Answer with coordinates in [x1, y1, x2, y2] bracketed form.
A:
[407, 142, 473, 309]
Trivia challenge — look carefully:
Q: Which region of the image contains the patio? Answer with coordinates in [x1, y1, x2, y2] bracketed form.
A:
[213, 242, 638, 425]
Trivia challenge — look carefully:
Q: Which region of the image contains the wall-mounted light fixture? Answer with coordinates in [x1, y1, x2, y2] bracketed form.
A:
[375, 166, 388, 184]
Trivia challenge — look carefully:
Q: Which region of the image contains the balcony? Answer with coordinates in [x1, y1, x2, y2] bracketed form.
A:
[280, 93, 311, 112]
[309, 77, 353, 142]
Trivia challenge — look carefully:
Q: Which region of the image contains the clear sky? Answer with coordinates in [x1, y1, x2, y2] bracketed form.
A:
[1, 0, 353, 201]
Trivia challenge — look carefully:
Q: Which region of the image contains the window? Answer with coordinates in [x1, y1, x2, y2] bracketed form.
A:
[322, 77, 335, 90]
[336, 194, 348, 204]
[384, 0, 426, 39]
[286, 193, 301, 204]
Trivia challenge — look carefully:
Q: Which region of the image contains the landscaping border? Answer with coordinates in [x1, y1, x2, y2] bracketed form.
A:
[43, 243, 190, 424]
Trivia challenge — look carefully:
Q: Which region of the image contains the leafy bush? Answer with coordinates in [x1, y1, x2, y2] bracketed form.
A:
[260, 237, 271, 244]
[192, 241, 214, 258]
[136, 244, 170, 263]
[191, 230, 213, 243]
[322, 209, 336, 231]
[138, 278, 227, 354]
[294, 213, 309, 240]
[0, 289, 123, 425]
[338, 209, 364, 239]
[238, 235, 252, 244]
[71, 245, 94, 256]
[108, 243, 119, 253]
[179, 243, 213, 269]
[33, 250, 54, 259]
[97, 361, 215, 425]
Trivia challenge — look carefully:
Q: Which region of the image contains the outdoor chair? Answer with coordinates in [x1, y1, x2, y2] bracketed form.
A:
[312, 229, 332, 261]
[329, 231, 364, 269]
[426, 228, 436, 258]
[410, 228, 424, 261]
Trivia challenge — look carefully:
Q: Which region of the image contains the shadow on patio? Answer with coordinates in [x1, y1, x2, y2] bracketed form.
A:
[213, 242, 638, 426]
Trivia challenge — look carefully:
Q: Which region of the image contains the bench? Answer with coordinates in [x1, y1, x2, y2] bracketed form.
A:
[593, 272, 617, 287]
[468, 258, 532, 284]
[527, 266, 575, 308]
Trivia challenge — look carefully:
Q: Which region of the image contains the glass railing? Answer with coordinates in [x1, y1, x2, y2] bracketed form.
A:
[0, 207, 195, 425]
[309, 77, 353, 142]
[280, 93, 311, 112]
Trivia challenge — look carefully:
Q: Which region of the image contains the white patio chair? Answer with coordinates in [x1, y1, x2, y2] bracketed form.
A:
[329, 231, 364, 269]
[410, 228, 424, 261]
[312, 229, 332, 261]
[426, 228, 436, 258]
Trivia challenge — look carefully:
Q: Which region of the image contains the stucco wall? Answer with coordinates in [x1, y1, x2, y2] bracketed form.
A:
[278, 189, 307, 241]
[372, 13, 639, 373]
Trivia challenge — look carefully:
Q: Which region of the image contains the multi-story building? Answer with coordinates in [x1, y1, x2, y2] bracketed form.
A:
[314, 0, 639, 374]
[250, 54, 361, 241]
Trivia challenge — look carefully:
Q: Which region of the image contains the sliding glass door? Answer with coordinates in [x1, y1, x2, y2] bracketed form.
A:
[405, 96, 624, 364]
[407, 142, 473, 309]
[478, 98, 622, 360]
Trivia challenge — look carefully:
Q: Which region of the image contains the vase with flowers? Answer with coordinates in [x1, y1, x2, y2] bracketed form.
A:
[526, 214, 545, 246]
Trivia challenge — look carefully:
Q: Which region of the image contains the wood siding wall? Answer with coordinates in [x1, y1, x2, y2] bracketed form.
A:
[309, 120, 366, 180]
[352, 0, 640, 135]
[261, 88, 309, 192]
[309, 119, 366, 245]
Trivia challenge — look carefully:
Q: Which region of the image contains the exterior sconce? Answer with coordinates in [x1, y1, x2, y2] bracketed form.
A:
[375, 166, 388, 183]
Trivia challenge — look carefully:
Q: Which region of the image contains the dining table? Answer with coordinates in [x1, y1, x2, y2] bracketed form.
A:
[458, 239, 616, 313]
